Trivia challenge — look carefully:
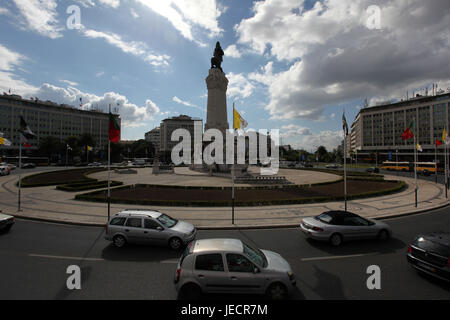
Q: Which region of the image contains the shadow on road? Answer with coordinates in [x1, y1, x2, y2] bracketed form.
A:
[101, 243, 183, 262]
[311, 265, 346, 300]
[305, 237, 406, 256]
[415, 270, 450, 292]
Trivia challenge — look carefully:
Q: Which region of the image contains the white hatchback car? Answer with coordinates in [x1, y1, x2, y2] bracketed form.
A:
[174, 238, 296, 300]
[0, 166, 11, 176]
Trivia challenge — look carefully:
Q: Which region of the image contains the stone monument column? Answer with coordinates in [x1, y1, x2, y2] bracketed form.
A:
[205, 68, 229, 133]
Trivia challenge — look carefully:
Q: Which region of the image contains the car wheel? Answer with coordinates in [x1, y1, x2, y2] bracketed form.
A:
[377, 229, 390, 241]
[266, 282, 288, 300]
[181, 283, 202, 300]
[169, 237, 183, 250]
[113, 235, 127, 248]
[329, 233, 343, 246]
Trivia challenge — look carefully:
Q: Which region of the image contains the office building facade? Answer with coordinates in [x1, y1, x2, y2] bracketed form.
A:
[349, 93, 450, 162]
[0, 94, 120, 152]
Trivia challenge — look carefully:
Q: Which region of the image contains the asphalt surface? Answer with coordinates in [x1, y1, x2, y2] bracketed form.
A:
[0, 207, 449, 299]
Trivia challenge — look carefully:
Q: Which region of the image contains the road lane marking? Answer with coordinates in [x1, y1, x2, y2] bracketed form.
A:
[301, 253, 378, 262]
[160, 259, 178, 264]
[29, 254, 104, 262]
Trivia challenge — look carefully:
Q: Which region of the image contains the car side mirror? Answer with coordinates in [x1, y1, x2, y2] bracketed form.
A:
[253, 267, 260, 274]
[156, 226, 163, 231]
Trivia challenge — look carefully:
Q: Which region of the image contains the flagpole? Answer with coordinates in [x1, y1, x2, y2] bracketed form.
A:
[66, 145, 68, 168]
[344, 134, 347, 211]
[445, 138, 448, 198]
[435, 143, 437, 184]
[108, 105, 111, 223]
[232, 103, 235, 225]
[414, 118, 417, 208]
[18, 142, 22, 211]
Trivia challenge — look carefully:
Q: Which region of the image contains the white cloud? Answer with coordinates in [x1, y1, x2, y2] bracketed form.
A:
[281, 124, 312, 138]
[224, 44, 241, 58]
[82, 28, 170, 68]
[296, 130, 344, 152]
[30, 83, 160, 127]
[227, 72, 254, 99]
[12, 0, 63, 39]
[99, 0, 120, 8]
[95, 71, 105, 78]
[0, 44, 38, 94]
[74, 0, 96, 7]
[130, 8, 139, 18]
[136, 0, 223, 43]
[60, 79, 79, 86]
[0, 7, 10, 15]
[173, 96, 196, 107]
[235, 0, 450, 121]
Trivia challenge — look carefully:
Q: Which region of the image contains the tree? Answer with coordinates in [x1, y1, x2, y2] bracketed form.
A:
[38, 136, 64, 160]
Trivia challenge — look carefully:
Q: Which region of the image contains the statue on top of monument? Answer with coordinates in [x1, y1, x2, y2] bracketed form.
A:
[210, 41, 224, 72]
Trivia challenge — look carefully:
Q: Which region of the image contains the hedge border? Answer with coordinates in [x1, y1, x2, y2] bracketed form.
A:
[56, 181, 123, 192]
[74, 179, 406, 207]
[18, 168, 107, 188]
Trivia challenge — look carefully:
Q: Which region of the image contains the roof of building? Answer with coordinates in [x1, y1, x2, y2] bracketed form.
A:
[0, 94, 121, 118]
[359, 93, 450, 114]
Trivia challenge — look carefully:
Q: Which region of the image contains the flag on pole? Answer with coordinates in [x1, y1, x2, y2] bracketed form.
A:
[0, 134, 11, 146]
[417, 143, 423, 152]
[342, 111, 349, 136]
[19, 116, 36, 148]
[108, 112, 120, 143]
[87, 146, 92, 151]
[401, 120, 415, 140]
[233, 107, 248, 130]
[436, 139, 443, 147]
[442, 129, 446, 143]
[67, 144, 72, 150]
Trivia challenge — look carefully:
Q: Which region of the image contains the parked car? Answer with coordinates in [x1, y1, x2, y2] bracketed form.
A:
[303, 162, 314, 168]
[407, 233, 450, 282]
[325, 164, 340, 169]
[174, 238, 296, 300]
[300, 210, 392, 246]
[0, 165, 11, 176]
[87, 162, 102, 167]
[0, 162, 16, 170]
[105, 209, 197, 250]
[366, 167, 380, 173]
[21, 163, 36, 169]
[0, 213, 15, 232]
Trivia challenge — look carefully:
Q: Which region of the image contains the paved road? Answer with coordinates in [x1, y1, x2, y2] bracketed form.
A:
[0, 207, 449, 300]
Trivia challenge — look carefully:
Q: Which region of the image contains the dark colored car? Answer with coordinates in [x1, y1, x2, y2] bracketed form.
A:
[0, 213, 15, 232]
[366, 167, 380, 173]
[21, 163, 36, 169]
[407, 233, 450, 282]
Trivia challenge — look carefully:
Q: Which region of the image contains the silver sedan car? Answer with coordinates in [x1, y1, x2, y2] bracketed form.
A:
[174, 238, 296, 300]
[105, 209, 197, 250]
[300, 211, 392, 246]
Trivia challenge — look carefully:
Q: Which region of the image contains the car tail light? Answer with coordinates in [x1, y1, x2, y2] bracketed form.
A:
[175, 267, 181, 283]
[312, 226, 323, 232]
[407, 245, 412, 254]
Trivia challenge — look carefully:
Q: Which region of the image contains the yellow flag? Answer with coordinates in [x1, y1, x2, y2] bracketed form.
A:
[87, 146, 92, 151]
[233, 107, 248, 130]
[443, 129, 447, 143]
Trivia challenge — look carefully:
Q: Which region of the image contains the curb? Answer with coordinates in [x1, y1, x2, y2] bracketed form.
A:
[11, 201, 450, 230]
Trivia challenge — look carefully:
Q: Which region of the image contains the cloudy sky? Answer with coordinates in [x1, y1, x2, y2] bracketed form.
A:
[0, 0, 449, 151]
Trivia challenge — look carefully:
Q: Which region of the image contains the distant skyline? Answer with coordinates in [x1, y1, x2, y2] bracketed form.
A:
[0, 0, 449, 151]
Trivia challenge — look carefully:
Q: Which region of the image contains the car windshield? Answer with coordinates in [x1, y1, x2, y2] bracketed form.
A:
[243, 242, 267, 268]
[315, 213, 333, 224]
[157, 214, 178, 228]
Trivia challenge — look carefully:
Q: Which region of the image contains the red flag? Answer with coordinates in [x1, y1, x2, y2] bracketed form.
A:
[401, 120, 415, 140]
[23, 142, 31, 148]
[108, 112, 120, 143]
[436, 139, 443, 146]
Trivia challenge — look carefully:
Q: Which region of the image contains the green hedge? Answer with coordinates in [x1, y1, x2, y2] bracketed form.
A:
[19, 168, 105, 188]
[74, 180, 406, 207]
[56, 180, 123, 192]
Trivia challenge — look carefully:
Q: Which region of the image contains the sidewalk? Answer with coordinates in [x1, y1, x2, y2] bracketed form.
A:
[0, 172, 448, 229]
